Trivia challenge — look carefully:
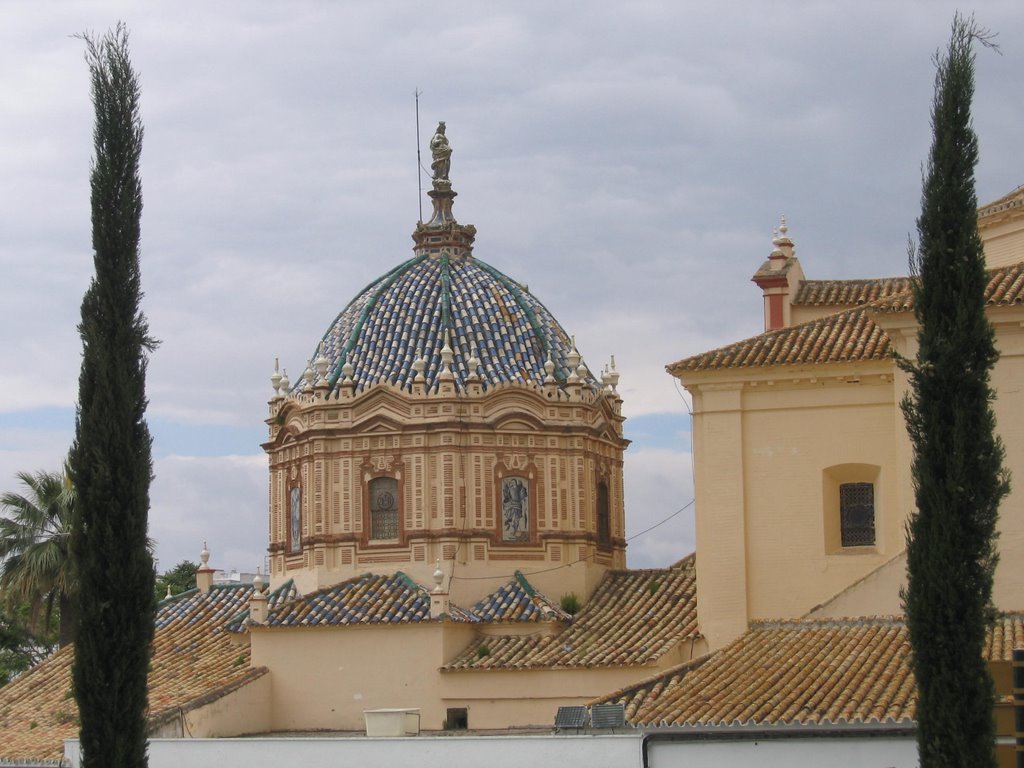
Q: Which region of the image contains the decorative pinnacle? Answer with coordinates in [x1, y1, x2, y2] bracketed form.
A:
[270, 357, 282, 397]
[467, 343, 481, 381]
[279, 368, 290, 393]
[412, 348, 426, 382]
[432, 559, 445, 593]
[200, 541, 210, 568]
[314, 343, 329, 387]
[544, 351, 556, 384]
[253, 568, 264, 594]
[439, 331, 454, 381]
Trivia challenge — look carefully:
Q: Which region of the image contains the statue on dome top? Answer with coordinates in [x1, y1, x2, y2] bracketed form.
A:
[430, 121, 452, 183]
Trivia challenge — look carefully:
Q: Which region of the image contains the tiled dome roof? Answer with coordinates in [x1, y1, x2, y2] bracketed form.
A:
[291, 129, 600, 396]
[305, 249, 595, 393]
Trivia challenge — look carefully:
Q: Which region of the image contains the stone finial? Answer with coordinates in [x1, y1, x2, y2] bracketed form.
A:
[601, 363, 612, 392]
[314, 344, 330, 388]
[270, 357, 282, 399]
[576, 360, 589, 383]
[279, 369, 291, 394]
[412, 348, 426, 382]
[466, 344, 481, 382]
[544, 351, 556, 385]
[165, 584, 173, 599]
[302, 362, 315, 393]
[567, 338, 581, 385]
[249, 567, 269, 624]
[567, 337, 581, 371]
[196, 541, 214, 594]
[439, 331, 455, 382]
[607, 355, 620, 394]
[771, 215, 794, 259]
[429, 559, 450, 618]
[432, 559, 445, 593]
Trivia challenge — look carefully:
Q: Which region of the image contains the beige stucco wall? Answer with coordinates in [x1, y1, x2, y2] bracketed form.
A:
[149, 674, 273, 739]
[248, 621, 703, 733]
[687, 364, 900, 648]
[682, 300, 1024, 650]
[250, 622, 476, 731]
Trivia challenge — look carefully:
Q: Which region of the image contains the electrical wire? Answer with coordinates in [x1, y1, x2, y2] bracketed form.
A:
[450, 497, 695, 582]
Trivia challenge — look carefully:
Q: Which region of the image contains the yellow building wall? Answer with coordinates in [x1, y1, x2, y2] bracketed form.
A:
[249, 622, 703, 733]
[685, 302, 1024, 650]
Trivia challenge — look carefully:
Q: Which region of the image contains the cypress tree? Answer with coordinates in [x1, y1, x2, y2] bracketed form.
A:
[901, 15, 1008, 767]
[68, 25, 156, 768]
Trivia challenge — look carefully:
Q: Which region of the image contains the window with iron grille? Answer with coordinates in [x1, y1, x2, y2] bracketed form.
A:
[597, 481, 611, 547]
[370, 477, 399, 540]
[840, 482, 875, 547]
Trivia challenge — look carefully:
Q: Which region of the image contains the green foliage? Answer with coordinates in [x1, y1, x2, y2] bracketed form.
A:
[69, 25, 156, 768]
[0, 467, 76, 645]
[476, 644, 490, 658]
[560, 593, 581, 615]
[155, 560, 199, 601]
[0, 601, 56, 686]
[900, 15, 1008, 767]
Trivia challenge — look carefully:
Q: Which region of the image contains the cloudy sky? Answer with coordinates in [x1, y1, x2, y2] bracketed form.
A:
[1, 1, 1021, 576]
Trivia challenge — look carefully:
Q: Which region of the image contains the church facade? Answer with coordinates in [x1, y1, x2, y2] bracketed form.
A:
[669, 187, 1024, 649]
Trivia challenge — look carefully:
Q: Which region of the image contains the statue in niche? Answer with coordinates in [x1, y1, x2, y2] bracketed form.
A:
[430, 121, 452, 182]
[289, 486, 302, 554]
[502, 477, 529, 542]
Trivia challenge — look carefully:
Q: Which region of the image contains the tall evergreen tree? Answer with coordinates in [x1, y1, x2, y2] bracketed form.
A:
[68, 25, 155, 768]
[901, 15, 1008, 767]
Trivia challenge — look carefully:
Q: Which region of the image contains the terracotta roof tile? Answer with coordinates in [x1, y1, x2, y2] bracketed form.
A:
[793, 277, 912, 307]
[266, 572, 477, 627]
[597, 613, 1024, 727]
[469, 571, 570, 623]
[668, 307, 892, 373]
[444, 555, 698, 670]
[671, 261, 1024, 374]
[0, 582, 292, 761]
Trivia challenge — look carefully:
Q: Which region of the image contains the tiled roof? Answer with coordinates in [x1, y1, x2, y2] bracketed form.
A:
[265, 572, 476, 627]
[597, 613, 1024, 727]
[444, 556, 699, 670]
[793, 277, 912, 307]
[0, 582, 291, 761]
[469, 571, 571, 622]
[668, 307, 891, 373]
[306, 251, 598, 394]
[671, 261, 1024, 374]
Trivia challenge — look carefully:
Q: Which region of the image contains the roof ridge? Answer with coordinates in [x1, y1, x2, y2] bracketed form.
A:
[750, 616, 907, 630]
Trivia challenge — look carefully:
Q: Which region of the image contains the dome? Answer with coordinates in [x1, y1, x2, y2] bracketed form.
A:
[294, 125, 599, 395]
[307, 250, 596, 393]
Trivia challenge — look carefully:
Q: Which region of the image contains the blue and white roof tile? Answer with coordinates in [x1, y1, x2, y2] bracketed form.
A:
[303, 249, 600, 394]
[470, 570, 571, 622]
[263, 571, 569, 628]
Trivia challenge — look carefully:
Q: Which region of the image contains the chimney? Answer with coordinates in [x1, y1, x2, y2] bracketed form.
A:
[196, 541, 215, 594]
[751, 216, 803, 332]
[249, 570, 269, 625]
[429, 560, 450, 618]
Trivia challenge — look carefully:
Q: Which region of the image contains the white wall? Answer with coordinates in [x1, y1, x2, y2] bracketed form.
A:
[64, 732, 921, 768]
[648, 736, 918, 768]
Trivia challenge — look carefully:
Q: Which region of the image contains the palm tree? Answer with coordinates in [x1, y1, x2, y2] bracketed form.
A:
[0, 467, 76, 646]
